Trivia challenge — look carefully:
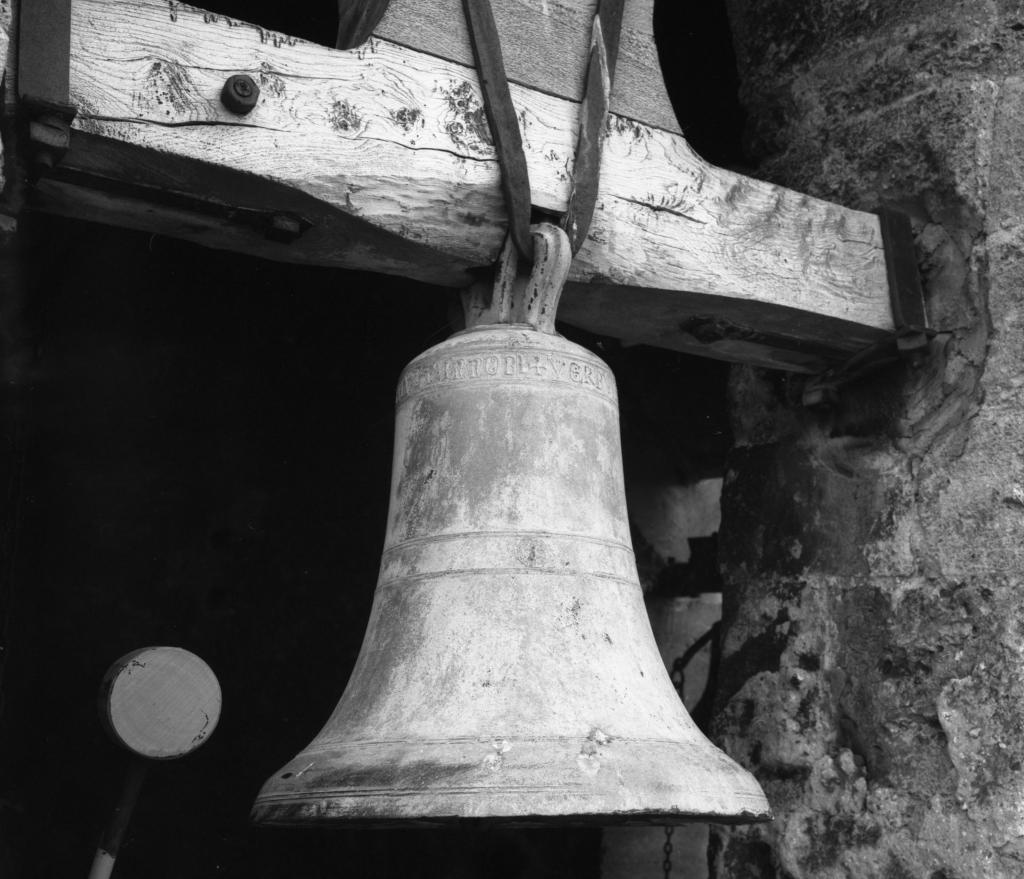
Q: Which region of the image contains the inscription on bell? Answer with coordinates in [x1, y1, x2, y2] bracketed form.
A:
[398, 350, 614, 400]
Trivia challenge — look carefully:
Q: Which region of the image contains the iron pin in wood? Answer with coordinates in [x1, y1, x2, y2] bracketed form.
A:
[220, 75, 260, 115]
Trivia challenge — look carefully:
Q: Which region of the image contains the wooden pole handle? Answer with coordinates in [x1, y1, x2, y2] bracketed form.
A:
[87, 759, 148, 879]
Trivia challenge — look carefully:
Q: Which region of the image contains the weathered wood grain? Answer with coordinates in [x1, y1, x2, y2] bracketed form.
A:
[558, 283, 882, 372]
[1, 0, 11, 197]
[374, 0, 681, 134]
[34, 0, 894, 367]
[29, 137, 474, 287]
[0, 0, 10, 97]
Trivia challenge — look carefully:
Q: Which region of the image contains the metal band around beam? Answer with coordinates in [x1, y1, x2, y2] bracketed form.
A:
[875, 206, 929, 355]
[17, 0, 77, 171]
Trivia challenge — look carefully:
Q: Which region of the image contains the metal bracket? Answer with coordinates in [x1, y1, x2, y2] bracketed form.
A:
[876, 206, 930, 356]
[802, 206, 934, 407]
[461, 223, 572, 334]
[18, 0, 77, 174]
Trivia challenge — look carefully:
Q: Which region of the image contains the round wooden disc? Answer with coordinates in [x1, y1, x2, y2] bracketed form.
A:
[99, 647, 221, 760]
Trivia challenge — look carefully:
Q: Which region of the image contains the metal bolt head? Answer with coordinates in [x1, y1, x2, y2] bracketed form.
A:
[220, 75, 260, 115]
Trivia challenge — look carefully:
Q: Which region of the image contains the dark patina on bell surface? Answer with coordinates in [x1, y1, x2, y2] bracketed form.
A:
[252, 226, 770, 826]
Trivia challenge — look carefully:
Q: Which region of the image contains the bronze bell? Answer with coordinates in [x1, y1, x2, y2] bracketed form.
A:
[252, 225, 770, 826]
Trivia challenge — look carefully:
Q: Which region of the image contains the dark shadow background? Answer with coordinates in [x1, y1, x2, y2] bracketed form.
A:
[0, 1, 746, 876]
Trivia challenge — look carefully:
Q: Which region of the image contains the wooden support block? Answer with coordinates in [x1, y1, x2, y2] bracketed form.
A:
[16, 0, 894, 369]
[374, 0, 681, 135]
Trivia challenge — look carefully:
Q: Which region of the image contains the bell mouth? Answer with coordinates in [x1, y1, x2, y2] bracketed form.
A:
[250, 813, 771, 830]
[251, 735, 771, 828]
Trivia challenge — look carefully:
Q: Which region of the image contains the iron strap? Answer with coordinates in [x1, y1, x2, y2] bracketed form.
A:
[461, 0, 626, 262]
[17, 0, 77, 173]
[462, 0, 535, 262]
[561, 0, 626, 253]
[332, 0, 532, 258]
[335, 0, 393, 50]
[18, 0, 74, 112]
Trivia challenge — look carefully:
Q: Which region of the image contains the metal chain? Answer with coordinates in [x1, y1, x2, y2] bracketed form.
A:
[668, 621, 722, 733]
[662, 825, 674, 878]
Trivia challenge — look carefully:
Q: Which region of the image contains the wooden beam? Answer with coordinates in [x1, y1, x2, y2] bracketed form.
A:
[0, 0, 9, 98]
[374, 0, 681, 135]
[1, 0, 11, 200]
[21, 0, 893, 369]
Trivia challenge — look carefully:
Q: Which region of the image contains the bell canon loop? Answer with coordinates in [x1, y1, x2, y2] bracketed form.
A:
[252, 225, 771, 826]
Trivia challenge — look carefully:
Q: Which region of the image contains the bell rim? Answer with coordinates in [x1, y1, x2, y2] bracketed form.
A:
[251, 734, 772, 828]
[250, 807, 773, 829]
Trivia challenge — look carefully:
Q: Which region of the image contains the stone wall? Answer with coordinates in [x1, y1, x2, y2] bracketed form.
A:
[713, 2, 1024, 877]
